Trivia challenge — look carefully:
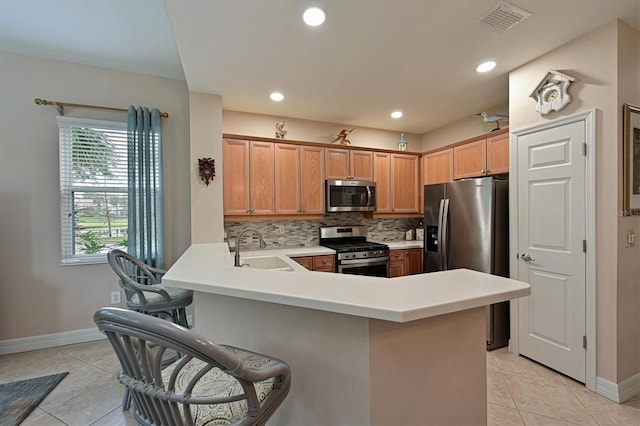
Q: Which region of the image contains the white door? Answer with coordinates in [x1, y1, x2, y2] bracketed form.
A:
[517, 120, 586, 383]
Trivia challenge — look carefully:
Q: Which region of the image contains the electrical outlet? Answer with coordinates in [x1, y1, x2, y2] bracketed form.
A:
[627, 229, 636, 248]
[377, 222, 383, 230]
[276, 224, 285, 234]
[224, 232, 228, 239]
[110, 291, 121, 304]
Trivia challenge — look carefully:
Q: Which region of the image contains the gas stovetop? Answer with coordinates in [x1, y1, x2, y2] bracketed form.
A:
[319, 240, 388, 253]
[318, 225, 389, 254]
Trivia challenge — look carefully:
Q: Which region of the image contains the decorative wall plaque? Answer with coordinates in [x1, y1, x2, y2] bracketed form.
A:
[198, 158, 215, 186]
[529, 69, 575, 115]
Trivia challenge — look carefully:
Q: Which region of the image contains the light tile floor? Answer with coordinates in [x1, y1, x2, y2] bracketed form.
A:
[1, 340, 638, 425]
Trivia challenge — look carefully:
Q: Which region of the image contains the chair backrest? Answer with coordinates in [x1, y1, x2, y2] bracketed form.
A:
[94, 307, 291, 426]
[107, 249, 160, 304]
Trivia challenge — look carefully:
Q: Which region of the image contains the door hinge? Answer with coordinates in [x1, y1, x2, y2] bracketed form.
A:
[583, 143, 587, 156]
[583, 335, 587, 349]
[583, 240, 587, 253]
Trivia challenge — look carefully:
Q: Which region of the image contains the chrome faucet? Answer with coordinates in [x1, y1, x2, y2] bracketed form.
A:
[234, 228, 267, 267]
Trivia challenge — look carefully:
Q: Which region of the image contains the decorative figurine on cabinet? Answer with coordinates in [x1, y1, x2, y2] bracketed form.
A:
[275, 121, 287, 139]
[332, 127, 357, 145]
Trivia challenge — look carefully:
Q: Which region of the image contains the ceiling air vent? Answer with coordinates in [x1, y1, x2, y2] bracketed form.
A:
[476, 1, 532, 32]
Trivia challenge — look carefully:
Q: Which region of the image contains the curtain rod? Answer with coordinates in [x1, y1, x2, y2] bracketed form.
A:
[34, 98, 169, 118]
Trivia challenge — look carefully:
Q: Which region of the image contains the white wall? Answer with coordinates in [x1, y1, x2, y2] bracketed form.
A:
[420, 102, 509, 151]
[509, 20, 639, 384]
[190, 92, 224, 243]
[223, 110, 422, 152]
[0, 52, 191, 341]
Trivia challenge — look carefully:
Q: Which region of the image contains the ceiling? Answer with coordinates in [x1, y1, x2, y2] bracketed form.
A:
[2, 0, 639, 134]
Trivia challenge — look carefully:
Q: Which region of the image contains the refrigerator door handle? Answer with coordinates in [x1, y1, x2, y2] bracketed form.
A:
[442, 198, 450, 270]
[437, 199, 445, 270]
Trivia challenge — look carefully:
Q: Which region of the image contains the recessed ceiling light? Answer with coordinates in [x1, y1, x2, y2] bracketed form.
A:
[476, 61, 496, 73]
[390, 111, 403, 119]
[303, 7, 326, 26]
[270, 92, 285, 102]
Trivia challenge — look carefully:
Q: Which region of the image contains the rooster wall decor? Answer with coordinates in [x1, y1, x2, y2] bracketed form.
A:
[332, 127, 357, 145]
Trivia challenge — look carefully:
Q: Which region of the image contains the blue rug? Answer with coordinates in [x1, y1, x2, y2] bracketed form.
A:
[0, 372, 68, 425]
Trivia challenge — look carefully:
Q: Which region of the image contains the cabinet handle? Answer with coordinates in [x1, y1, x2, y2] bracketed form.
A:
[322, 260, 327, 264]
[246, 208, 250, 213]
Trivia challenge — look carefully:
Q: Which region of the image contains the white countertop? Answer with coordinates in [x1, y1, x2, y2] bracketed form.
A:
[162, 243, 530, 323]
[386, 240, 424, 249]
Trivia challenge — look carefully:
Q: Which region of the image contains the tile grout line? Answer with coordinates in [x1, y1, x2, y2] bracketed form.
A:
[565, 382, 602, 425]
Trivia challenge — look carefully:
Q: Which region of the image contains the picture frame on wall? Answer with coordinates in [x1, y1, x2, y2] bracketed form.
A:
[623, 103, 640, 215]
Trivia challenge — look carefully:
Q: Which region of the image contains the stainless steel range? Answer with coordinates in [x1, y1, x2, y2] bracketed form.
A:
[319, 226, 390, 277]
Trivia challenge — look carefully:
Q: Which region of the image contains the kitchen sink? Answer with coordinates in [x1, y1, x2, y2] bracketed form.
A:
[238, 256, 294, 271]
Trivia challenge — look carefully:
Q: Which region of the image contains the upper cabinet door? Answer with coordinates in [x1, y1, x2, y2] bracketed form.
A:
[349, 149, 374, 181]
[391, 153, 419, 213]
[487, 133, 509, 175]
[223, 139, 250, 214]
[249, 141, 275, 215]
[274, 144, 301, 214]
[424, 148, 453, 184]
[453, 139, 487, 180]
[373, 152, 391, 213]
[325, 147, 350, 180]
[300, 146, 325, 214]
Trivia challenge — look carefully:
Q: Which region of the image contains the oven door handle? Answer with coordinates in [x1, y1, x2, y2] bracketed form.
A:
[339, 257, 389, 266]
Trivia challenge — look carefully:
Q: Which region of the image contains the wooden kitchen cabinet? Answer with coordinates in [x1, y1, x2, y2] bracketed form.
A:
[389, 250, 406, 277]
[275, 144, 325, 214]
[325, 147, 374, 181]
[423, 149, 453, 184]
[392, 154, 420, 212]
[291, 256, 313, 270]
[389, 248, 423, 277]
[291, 255, 335, 272]
[486, 133, 509, 175]
[453, 131, 509, 180]
[405, 249, 423, 275]
[223, 138, 274, 215]
[453, 139, 486, 180]
[374, 152, 420, 213]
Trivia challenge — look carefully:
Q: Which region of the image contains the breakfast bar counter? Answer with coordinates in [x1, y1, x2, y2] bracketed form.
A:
[163, 243, 530, 425]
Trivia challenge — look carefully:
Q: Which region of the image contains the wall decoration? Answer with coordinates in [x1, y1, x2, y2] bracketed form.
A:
[332, 127, 357, 145]
[198, 158, 216, 186]
[275, 121, 287, 139]
[623, 103, 640, 215]
[529, 69, 575, 115]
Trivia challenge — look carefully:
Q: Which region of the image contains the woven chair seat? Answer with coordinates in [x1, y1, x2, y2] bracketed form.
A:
[130, 286, 193, 306]
[161, 346, 276, 425]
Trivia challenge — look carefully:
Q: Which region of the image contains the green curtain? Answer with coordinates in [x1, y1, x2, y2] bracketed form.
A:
[127, 106, 164, 268]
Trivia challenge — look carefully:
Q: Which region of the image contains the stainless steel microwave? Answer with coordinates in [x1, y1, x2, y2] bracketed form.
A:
[326, 180, 376, 212]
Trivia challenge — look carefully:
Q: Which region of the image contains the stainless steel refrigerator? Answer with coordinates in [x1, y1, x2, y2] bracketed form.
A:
[423, 176, 510, 350]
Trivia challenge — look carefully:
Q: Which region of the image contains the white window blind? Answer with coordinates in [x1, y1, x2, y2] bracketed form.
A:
[57, 116, 128, 264]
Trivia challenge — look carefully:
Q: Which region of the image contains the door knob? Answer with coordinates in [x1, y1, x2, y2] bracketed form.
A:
[520, 253, 535, 262]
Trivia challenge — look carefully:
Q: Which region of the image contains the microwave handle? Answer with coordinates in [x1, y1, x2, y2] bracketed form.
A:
[366, 186, 372, 207]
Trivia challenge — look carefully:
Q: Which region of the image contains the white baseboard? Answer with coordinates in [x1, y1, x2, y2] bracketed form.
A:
[0, 327, 105, 355]
[596, 374, 640, 403]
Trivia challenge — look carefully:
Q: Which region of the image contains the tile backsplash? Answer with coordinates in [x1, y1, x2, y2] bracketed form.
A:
[225, 213, 421, 249]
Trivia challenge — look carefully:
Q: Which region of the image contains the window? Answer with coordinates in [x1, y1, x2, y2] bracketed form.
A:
[58, 117, 128, 264]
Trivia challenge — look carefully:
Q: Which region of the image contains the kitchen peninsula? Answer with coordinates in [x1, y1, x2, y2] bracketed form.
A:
[162, 243, 530, 425]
